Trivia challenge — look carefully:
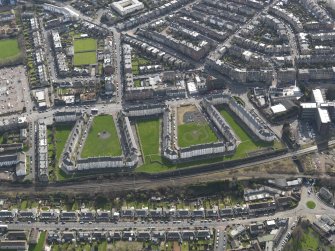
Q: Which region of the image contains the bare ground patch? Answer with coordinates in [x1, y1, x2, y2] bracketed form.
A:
[177, 104, 198, 125]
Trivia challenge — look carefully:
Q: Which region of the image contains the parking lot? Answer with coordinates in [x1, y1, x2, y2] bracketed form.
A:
[0, 66, 28, 116]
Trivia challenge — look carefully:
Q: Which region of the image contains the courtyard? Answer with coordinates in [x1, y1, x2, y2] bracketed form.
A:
[177, 105, 218, 148]
[81, 115, 122, 158]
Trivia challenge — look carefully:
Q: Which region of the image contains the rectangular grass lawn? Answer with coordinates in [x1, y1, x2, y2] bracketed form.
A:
[219, 108, 274, 158]
[73, 38, 97, 52]
[81, 115, 122, 158]
[136, 119, 160, 155]
[0, 38, 20, 59]
[178, 122, 218, 148]
[73, 51, 97, 66]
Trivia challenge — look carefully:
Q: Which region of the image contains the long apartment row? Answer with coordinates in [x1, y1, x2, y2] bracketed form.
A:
[0, 199, 283, 223]
[47, 228, 213, 244]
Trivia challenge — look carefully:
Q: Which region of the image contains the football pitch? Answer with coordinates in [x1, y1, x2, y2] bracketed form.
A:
[178, 122, 218, 148]
[73, 37, 97, 65]
[81, 115, 122, 158]
[73, 52, 97, 66]
[0, 39, 20, 60]
[73, 38, 97, 53]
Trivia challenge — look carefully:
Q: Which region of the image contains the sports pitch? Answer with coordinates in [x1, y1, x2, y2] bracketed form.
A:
[73, 51, 97, 66]
[73, 38, 97, 53]
[0, 39, 20, 60]
[73, 37, 97, 66]
[81, 115, 122, 158]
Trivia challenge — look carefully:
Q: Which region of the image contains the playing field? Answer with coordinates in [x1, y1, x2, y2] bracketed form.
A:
[178, 122, 218, 148]
[73, 51, 97, 66]
[81, 115, 122, 158]
[0, 39, 20, 59]
[73, 38, 97, 53]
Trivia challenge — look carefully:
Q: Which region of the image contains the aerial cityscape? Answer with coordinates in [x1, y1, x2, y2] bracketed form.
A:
[0, 0, 334, 250]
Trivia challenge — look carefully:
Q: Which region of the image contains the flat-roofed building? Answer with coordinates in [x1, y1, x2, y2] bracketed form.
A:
[316, 108, 331, 136]
[111, 0, 144, 16]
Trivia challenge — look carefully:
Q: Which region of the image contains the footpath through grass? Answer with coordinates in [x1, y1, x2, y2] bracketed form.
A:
[81, 115, 122, 158]
[0, 38, 20, 59]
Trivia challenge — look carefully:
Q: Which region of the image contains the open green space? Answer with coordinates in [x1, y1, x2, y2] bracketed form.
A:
[178, 122, 218, 148]
[81, 115, 122, 158]
[29, 231, 46, 251]
[0, 38, 20, 60]
[55, 124, 73, 165]
[136, 118, 160, 156]
[73, 51, 97, 66]
[306, 200, 316, 209]
[51, 240, 107, 251]
[219, 108, 278, 159]
[284, 225, 334, 251]
[73, 38, 97, 53]
[135, 119, 224, 173]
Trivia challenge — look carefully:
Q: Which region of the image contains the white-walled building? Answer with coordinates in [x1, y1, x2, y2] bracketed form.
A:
[111, 0, 144, 16]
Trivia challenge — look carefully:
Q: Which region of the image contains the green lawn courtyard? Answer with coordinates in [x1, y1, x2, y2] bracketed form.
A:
[0, 38, 20, 60]
[178, 122, 218, 148]
[73, 38, 97, 52]
[135, 118, 174, 173]
[81, 115, 122, 158]
[219, 108, 278, 159]
[135, 119, 224, 173]
[73, 37, 97, 66]
[73, 51, 97, 66]
[55, 124, 73, 164]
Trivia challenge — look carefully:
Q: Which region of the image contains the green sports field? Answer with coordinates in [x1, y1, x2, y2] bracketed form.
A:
[73, 51, 97, 66]
[178, 122, 218, 148]
[73, 38, 97, 53]
[0, 39, 20, 60]
[81, 115, 122, 158]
